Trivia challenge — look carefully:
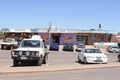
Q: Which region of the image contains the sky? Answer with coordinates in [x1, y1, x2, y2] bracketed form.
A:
[0, 0, 120, 33]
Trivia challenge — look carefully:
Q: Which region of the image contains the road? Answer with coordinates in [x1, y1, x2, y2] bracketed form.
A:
[0, 50, 120, 79]
[0, 50, 12, 67]
[0, 67, 120, 80]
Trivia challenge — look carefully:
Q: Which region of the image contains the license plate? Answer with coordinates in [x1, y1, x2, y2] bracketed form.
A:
[21, 56, 27, 60]
[96, 57, 101, 60]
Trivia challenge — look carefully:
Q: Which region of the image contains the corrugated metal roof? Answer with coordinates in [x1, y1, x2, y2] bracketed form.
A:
[1, 28, 114, 34]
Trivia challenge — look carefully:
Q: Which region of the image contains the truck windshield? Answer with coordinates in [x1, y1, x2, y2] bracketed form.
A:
[20, 40, 40, 48]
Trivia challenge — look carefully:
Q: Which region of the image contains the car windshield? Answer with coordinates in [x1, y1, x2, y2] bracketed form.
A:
[85, 49, 102, 53]
[20, 40, 40, 48]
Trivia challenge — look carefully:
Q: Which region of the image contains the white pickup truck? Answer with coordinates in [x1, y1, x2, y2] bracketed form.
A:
[0, 38, 18, 50]
[11, 35, 49, 66]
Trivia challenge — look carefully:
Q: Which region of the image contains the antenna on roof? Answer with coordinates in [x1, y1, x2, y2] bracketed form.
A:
[99, 23, 102, 30]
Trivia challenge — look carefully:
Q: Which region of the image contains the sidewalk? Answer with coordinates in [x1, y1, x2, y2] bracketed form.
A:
[0, 62, 120, 74]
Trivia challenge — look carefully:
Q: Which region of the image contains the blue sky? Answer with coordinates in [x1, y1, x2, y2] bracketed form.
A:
[0, 0, 120, 33]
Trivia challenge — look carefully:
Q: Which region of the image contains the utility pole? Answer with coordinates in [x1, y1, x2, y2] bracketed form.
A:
[48, 22, 52, 49]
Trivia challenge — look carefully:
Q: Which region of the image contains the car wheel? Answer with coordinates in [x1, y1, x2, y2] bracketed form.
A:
[118, 56, 120, 62]
[78, 56, 81, 63]
[83, 57, 87, 64]
[112, 50, 116, 53]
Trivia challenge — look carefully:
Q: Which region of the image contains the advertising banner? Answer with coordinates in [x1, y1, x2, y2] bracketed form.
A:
[60, 33, 76, 45]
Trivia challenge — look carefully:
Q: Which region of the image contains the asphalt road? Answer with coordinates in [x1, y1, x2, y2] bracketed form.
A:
[0, 67, 120, 80]
[0, 50, 119, 67]
[0, 50, 120, 80]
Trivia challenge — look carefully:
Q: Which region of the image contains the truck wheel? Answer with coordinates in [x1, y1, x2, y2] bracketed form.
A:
[1, 45, 4, 49]
[112, 50, 116, 53]
[118, 56, 120, 62]
[37, 57, 42, 66]
[43, 55, 48, 64]
[13, 60, 18, 66]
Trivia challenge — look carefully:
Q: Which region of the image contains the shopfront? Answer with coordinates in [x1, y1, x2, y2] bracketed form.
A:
[2, 28, 115, 48]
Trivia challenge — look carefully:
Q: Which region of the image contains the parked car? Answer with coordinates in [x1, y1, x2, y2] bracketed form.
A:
[78, 48, 108, 64]
[106, 46, 120, 53]
[76, 43, 85, 51]
[0, 38, 18, 50]
[4, 38, 16, 42]
[63, 43, 74, 51]
[50, 43, 59, 51]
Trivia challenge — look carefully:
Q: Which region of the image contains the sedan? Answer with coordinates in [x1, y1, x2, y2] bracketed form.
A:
[106, 46, 120, 53]
[50, 43, 59, 51]
[78, 48, 108, 64]
[76, 43, 85, 51]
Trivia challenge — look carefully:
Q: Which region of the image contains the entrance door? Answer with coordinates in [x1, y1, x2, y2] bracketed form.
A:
[51, 33, 60, 44]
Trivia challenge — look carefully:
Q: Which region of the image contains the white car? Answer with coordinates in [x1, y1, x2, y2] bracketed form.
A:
[78, 48, 108, 64]
[106, 46, 120, 53]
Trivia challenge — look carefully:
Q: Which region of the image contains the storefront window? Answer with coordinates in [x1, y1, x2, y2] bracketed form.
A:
[91, 34, 95, 45]
[107, 34, 111, 42]
[98, 35, 104, 42]
[76, 35, 87, 45]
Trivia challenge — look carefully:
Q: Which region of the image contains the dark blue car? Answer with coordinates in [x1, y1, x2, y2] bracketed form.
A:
[50, 43, 59, 51]
[63, 43, 74, 51]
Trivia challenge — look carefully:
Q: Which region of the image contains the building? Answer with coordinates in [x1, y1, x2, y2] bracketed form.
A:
[1, 27, 115, 51]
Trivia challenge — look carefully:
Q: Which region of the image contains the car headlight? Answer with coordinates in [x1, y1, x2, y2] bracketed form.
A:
[19, 51, 23, 55]
[31, 51, 39, 56]
[35, 51, 39, 56]
[26, 51, 30, 56]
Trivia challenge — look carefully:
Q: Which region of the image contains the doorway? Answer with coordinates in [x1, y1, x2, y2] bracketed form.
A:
[51, 33, 60, 44]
